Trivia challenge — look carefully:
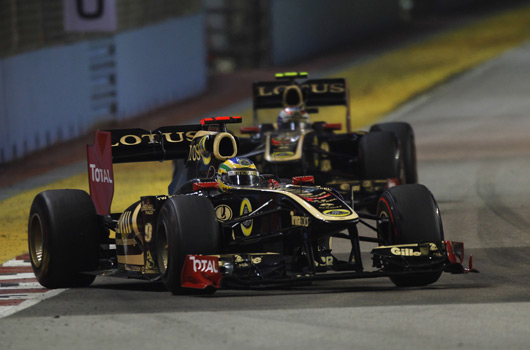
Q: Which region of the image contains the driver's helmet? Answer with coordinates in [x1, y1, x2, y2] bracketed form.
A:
[277, 107, 310, 131]
[217, 157, 261, 192]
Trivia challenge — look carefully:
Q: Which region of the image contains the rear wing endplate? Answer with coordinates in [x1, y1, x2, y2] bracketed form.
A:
[87, 130, 114, 215]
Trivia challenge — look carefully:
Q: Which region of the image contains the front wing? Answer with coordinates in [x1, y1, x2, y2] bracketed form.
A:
[180, 241, 477, 290]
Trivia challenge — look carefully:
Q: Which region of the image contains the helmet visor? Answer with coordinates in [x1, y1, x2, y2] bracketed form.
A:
[225, 170, 260, 187]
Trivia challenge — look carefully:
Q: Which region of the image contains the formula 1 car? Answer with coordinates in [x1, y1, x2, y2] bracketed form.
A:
[28, 116, 475, 295]
[237, 72, 418, 211]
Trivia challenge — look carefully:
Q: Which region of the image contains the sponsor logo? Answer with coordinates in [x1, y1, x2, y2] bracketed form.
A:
[240, 198, 253, 236]
[215, 204, 233, 222]
[257, 83, 346, 97]
[89, 164, 112, 183]
[315, 256, 334, 267]
[145, 251, 156, 270]
[112, 131, 197, 147]
[181, 255, 221, 289]
[323, 209, 351, 217]
[290, 211, 309, 227]
[318, 203, 335, 208]
[141, 201, 155, 215]
[187, 137, 212, 164]
[390, 247, 422, 257]
[239, 158, 252, 166]
[188, 143, 202, 162]
[301, 193, 332, 202]
[188, 256, 219, 273]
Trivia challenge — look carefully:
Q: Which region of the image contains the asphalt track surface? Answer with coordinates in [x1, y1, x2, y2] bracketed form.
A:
[1, 30, 530, 350]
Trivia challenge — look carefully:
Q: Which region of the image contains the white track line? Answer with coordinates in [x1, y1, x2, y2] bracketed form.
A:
[0, 256, 66, 318]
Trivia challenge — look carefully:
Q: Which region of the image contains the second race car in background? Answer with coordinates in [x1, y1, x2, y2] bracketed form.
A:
[237, 72, 418, 212]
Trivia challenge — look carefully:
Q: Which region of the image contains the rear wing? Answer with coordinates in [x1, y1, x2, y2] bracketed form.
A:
[87, 125, 199, 215]
[107, 125, 202, 163]
[252, 72, 352, 132]
[87, 117, 242, 215]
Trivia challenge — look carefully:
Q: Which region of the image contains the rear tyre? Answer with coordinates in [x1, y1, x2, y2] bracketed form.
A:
[156, 196, 220, 295]
[359, 131, 401, 180]
[359, 131, 401, 213]
[28, 190, 101, 288]
[370, 122, 417, 184]
[376, 184, 444, 287]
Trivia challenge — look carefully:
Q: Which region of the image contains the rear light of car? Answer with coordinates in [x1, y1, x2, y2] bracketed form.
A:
[201, 116, 242, 125]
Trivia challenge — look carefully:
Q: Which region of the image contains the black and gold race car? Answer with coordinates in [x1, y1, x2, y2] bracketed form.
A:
[28, 116, 475, 295]
[237, 72, 418, 211]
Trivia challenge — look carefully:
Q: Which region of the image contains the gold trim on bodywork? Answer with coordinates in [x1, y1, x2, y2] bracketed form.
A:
[118, 254, 145, 266]
[132, 202, 141, 236]
[213, 132, 238, 161]
[265, 130, 311, 162]
[193, 130, 216, 139]
[246, 187, 358, 222]
[282, 85, 304, 108]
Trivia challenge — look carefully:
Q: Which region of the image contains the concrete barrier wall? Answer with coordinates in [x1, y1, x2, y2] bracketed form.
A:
[0, 14, 206, 164]
[115, 14, 207, 121]
[0, 62, 7, 164]
[0, 42, 91, 163]
[270, 0, 401, 65]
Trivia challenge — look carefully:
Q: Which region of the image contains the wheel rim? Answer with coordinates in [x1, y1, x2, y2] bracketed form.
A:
[29, 214, 44, 268]
[157, 224, 169, 275]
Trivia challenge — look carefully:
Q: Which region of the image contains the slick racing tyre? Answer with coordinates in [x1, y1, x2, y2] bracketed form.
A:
[359, 131, 401, 180]
[156, 196, 220, 295]
[376, 184, 444, 287]
[359, 131, 401, 213]
[370, 122, 417, 184]
[28, 190, 102, 288]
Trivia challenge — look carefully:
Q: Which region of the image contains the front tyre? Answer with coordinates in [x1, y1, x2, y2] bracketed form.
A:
[156, 196, 220, 294]
[376, 184, 444, 287]
[28, 190, 102, 288]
